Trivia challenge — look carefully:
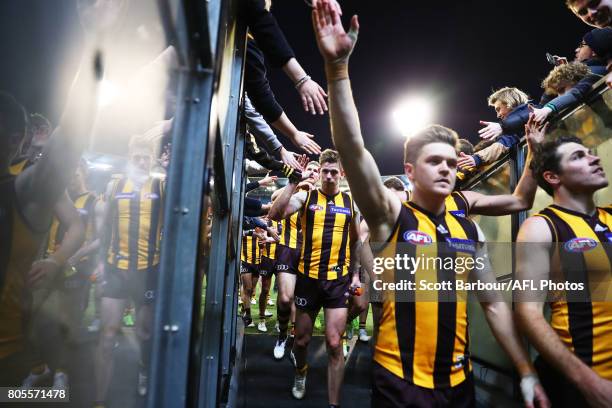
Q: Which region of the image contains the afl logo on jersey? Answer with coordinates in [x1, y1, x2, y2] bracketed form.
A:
[309, 204, 324, 211]
[403, 230, 433, 245]
[450, 210, 466, 218]
[564, 237, 598, 252]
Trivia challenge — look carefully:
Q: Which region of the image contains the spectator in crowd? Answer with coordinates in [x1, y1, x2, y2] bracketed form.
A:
[532, 62, 602, 124]
[567, 0, 612, 28]
[458, 87, 531, 170]
[575, 27, 612, 74]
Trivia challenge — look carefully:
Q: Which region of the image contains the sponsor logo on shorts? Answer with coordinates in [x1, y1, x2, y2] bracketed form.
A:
[241, 265, 248, 273]
[309, 204, 324, 211]
[403, 230, 433, 245]
[329, 205, 351, 215]
[450, 210, 466, 218]
[445, 238, 476, 254]
[276, 264, 289, 271]
[295, 296, 308, 307]
[564, 237, 598, 253]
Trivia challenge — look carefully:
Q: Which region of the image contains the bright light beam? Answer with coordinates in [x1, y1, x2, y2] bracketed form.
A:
[98, 79, 121, 108]
[392, 96, 435, 136]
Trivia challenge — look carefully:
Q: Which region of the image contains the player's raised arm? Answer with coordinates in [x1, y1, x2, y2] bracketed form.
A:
[311, 0, 399, 238]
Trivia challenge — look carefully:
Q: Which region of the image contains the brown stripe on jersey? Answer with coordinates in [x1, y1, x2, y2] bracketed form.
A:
[547, 207, 593, 366]
[147, 179, 161, 269]
[109, 178, 127, 267]
[317, 192, 340, 279]
[300, 191, 317, 276]
[128, 180, 141, 271]
[335, 192, 352, 276]
[393, 204, 418, 381]
[241, 235, 247, 262]
[433, 215, 457, 388]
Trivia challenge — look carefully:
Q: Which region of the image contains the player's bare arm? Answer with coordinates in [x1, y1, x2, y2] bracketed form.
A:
[312, 0, 400, 240]
[515, 216, 612, 407]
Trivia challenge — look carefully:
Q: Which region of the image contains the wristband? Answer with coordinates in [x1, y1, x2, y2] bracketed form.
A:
[325, 63, 349, 82]
[520, 373, 539, 404]
[295, 75, 311, 89]
[544, 103, 557, 113]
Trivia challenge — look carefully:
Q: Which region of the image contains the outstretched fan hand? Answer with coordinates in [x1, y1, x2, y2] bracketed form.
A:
[311, 0, 359, 64]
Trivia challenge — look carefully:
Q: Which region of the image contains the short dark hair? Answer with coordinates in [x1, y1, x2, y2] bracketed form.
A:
[403, 125, 458, 165]
[319, 149, 340, 165]
[383, 176, 405, 191]
[457, 139, 474, 155]
[530, 135, 583, 196]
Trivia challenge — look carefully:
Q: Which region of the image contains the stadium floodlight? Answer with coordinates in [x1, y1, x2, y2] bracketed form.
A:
[391, 96, 434, 137]
[98, 79, 121, 108]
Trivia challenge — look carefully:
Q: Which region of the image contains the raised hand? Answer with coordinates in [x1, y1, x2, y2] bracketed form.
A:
[311, 0, 359, 65]
[524, 113, 549, 152]
[478, 121, 502, 140]
[458, 152, 476, 169]
[292, 130, 322, 154]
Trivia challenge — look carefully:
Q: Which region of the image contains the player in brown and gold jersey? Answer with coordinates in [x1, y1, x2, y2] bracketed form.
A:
[516, 136, 612, 407]
[309, 2, 549, 407]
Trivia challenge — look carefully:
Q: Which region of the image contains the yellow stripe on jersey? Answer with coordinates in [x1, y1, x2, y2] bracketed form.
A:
[374, 199, 478, 389]
[299, 189, 353, 280]
[535, 205, 612, 379]
[106, 177, 164, 270]
[279, 212, 300, 249]
[262, 242, 277, 260]
[241, 235, 260, 264]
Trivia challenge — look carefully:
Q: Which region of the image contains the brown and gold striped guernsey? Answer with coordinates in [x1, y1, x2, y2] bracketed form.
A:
[299, 189, 354, 280]
[241, 234, 261, 265]
[278, 212, 301, 249]
[106, 177, 164, 271]
[47, 192, 97, 260]
[535, 204, 612, 379]
[262, 242, 277, 260]
[374, 191, 478, 389]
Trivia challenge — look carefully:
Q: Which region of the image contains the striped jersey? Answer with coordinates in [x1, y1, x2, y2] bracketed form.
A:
[535, 204, 612, 379]
[47, 192, 97, 261]
[105, 177, 164, 270]
[278, 212, 301, 249]
[374, 191, 479, 389]
[298, 189, 354, 280]
[241, 234, 261, 265]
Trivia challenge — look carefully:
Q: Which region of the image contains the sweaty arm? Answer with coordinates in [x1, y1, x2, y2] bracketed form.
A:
[267, 182, 307, 221]
[515, 217, 612, 404]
